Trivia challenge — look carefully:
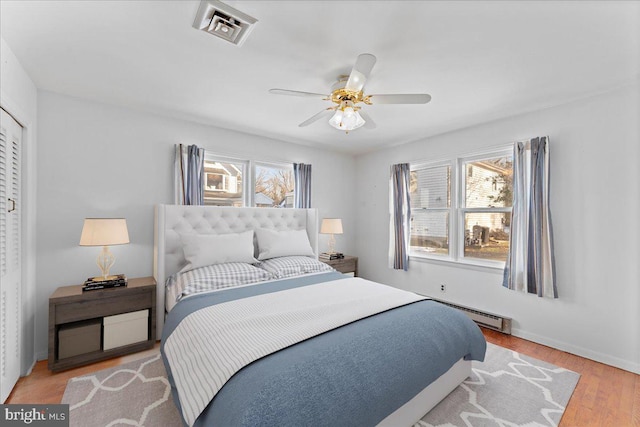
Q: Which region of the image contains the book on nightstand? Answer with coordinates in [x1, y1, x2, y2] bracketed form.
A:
[319, 252, 344, 260]
[82, 274, 128, 291]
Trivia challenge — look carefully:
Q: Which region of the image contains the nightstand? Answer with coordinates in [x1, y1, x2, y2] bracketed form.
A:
[48, 276, 156, 371]
[320, 255, 358, 276]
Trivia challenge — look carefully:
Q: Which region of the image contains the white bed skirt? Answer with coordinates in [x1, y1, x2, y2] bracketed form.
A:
[377, 358, 471, 426]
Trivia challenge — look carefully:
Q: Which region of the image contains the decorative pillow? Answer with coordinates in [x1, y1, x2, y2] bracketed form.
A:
[180, 230, 257, 272]
[168, 262, 273, 305]
[257, 256, 335, 279]
[255, 228, 315, 260]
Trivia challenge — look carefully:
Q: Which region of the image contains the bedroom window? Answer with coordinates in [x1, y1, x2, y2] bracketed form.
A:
[203, 154, 295, 208]
[409, 148, 513, 267]
[409, 163, 451, 257]
[203, 157, 247, 207]
[254, 162, 294, 208]
[460, 154, 513, 263]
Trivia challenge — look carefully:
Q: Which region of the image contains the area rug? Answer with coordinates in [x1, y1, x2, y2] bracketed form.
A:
[62, 343, 579, 427]
[415, 343, 580, 427]
[61, 353, 182, 427]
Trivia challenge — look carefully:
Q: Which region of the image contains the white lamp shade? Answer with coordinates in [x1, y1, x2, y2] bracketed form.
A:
[79, 218, 130, 246]
[320, 218, 343, 234]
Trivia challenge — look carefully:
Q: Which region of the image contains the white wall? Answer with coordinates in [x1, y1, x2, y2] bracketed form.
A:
[35, 91, 356, 359]
[1, 36, 38, 375]
[355, 83, 640, 373]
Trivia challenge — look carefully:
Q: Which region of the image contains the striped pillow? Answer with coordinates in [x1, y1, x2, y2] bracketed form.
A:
[168, 262, 273, 303]
[257, 256, 335, 279]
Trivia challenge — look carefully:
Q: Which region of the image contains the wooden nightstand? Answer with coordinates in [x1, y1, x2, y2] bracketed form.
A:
[320, 255, 358, 276]
[48, 276, 156, 371]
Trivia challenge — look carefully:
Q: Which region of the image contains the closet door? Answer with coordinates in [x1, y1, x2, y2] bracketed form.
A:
[0, 108, 21, 403]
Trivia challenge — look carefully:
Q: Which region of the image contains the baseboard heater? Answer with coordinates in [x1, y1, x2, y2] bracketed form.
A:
[433, 299, 512, 334]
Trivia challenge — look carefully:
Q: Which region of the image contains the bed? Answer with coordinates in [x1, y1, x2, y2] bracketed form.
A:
[154, 204, 486, 427]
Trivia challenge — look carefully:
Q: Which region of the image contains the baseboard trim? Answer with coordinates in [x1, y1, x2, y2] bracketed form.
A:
[23, 357, 37, 377]
[35, 350, 48, 363]
[511, 328, 640, 375]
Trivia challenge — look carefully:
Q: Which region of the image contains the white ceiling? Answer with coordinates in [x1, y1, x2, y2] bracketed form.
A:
[1, 1, 638, 154]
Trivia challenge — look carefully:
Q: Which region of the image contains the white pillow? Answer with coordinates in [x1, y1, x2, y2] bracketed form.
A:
[255, 228, 315, 260]
[180, 230, 257, 272]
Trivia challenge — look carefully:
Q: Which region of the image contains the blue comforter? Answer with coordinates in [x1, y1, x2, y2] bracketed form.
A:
[161, 272, 486, 426]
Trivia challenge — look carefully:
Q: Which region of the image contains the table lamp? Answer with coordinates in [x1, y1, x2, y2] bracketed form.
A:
[79, 218, 129, 280]
[320, 218, 343, 254]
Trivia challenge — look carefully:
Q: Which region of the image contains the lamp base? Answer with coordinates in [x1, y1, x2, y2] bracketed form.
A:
[95, 245, 116, 280]
[327, 233, 338, 255]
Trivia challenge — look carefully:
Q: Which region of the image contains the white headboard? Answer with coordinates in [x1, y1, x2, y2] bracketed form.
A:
[153, 204, 319, 336]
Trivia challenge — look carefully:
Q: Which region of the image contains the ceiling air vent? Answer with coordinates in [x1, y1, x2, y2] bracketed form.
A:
[193, 0, 257, 46]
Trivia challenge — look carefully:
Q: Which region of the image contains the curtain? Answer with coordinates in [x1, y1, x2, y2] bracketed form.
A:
[174, 144, 205, 205]
[293, 163, 312, 208]
[388, 163, 411, 271]
[503, 136, 557, 298]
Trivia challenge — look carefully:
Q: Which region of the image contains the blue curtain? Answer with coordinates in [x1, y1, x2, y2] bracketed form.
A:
[293, 163, 312, 208]
[503, 137, 557, 298]
[175, 144, 205, 205]
[389, 163, 411, 271]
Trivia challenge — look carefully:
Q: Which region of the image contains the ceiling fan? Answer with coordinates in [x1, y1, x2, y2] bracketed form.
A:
[269, 53, 431, 133]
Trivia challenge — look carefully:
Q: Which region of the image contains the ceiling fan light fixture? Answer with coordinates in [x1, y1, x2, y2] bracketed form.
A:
[269, 53, 430, 132]
[329, 102, 365, 132]
[328, 110, 344, 129]
[341, 106, 359, 128]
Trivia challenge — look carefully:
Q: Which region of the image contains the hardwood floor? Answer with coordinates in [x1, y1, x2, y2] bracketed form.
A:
[5, 331, 640, 426]
[482, 329, 640, 427]
[5, 344, 161, 405]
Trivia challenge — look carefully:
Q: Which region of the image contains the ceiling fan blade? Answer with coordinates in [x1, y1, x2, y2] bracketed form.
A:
[367, 94, 432, 104]
[358, 110, 377, 129]
[269, 89, 329, 98]
[299, 108, 335, 127]
[345, 53, 377, 92]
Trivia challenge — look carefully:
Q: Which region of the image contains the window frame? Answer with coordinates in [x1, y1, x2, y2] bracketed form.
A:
[456, 150, 513, 268]
[409, 159, 453, 260]
[203, 154, 249, 207]
[203, 152, 296, 208]
[253, 161, 295, 208]
[409, 146, 513, 269]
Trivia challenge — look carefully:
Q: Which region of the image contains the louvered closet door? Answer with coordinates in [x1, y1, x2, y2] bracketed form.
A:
[0, 108, 21, 403]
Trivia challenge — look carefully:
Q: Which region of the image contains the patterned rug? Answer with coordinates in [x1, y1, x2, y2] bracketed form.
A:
[62, 353, 182, 427]
[62, 343, 579, 427]
[416, 343, 580, 427]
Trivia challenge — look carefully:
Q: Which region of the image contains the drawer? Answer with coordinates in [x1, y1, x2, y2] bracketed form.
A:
[55, 291, 152, 324]
[330, 258, 357, 273]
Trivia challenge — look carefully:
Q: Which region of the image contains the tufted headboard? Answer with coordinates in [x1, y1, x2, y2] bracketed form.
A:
[153, 204, 318, 335]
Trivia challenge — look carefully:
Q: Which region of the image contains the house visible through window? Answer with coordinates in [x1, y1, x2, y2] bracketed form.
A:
[409, 148, 513, 267]
[410, 163, 451, 256]
[461, 155, 512, 263]
[204, 158, 247, 207]
[203, 154, 295, 208]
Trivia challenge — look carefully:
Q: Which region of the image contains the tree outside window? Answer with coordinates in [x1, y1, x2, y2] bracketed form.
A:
[255, 164, 294, 208]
